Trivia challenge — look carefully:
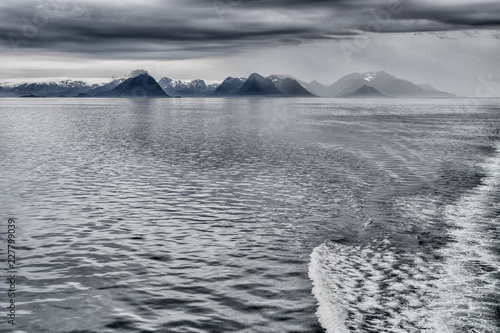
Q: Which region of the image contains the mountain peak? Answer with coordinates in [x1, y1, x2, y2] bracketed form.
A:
[271, 77, 316, 97]
[247, 73, 266, 81]
[236, 73, 283, 96]
[133, 73, 152, 79]
[267, 74, 296, 81]
[95, 73, 169, 98]
[361, 71, 395, 82]
[210, 76, 245, 96]
[128, 69, 149, 77]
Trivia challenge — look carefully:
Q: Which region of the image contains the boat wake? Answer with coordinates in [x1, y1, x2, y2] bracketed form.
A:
[309, 145, 500, 332]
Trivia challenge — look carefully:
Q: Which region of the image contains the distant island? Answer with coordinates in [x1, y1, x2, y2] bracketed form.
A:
[0, 71, 454, 98]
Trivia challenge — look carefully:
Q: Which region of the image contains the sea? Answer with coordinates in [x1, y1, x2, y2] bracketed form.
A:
[0, 97, 498, 333]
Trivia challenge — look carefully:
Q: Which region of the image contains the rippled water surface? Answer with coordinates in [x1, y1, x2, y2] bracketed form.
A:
[0, 98, 499, 332]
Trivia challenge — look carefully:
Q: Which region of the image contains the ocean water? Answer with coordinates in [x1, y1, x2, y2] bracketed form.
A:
[0, 97, 498, 333]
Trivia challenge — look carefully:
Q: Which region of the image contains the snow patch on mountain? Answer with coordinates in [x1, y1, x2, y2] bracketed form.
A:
[364, 72, 376, 82]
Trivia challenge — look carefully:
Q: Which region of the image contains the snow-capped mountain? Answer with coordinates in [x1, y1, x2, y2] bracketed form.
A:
[0, 79, 94, 97]
[0, 77, 134, 97]
[327, 71, 454, 97]
[0, 70, 160, 97]
[159, 77, 219, 97]
[0, 70, 454, 98]
[362, 72, 379, 82]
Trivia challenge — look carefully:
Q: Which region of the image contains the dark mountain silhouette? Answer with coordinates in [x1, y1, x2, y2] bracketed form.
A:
[95, 74, 169, 98]
[344, 85, 386, 98]
[267, 75, 315, 96]
[235, 73, 283, 96]
[327, 71, 453, 97]
[210, 77, 245, 96]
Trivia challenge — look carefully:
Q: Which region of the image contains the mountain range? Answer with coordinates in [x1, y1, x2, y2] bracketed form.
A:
[0, 71, 454, 98]
[158, 77, 219, 97]
[325, 71, 454, 97]
[209, 73, 315, 97]
[0, 80, 93, 97]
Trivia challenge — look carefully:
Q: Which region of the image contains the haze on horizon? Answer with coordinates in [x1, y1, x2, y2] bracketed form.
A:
[0, 0, 499, 96]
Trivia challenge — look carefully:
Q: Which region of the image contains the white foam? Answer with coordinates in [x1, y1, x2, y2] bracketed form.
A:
[309, 239, 436, 332]
[309, 146, 500, 332]
[427, 144, 500, 332]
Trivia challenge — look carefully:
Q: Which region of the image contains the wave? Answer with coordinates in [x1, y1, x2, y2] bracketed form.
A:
[309, 145, 500, 332]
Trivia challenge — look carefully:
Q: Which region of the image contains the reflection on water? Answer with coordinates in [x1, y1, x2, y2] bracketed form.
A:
[0, 98, 498, 332]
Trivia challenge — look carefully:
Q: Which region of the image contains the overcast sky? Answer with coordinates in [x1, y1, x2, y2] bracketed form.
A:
[1, 0, 499, 95]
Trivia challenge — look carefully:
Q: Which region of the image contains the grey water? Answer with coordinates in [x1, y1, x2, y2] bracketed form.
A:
[0, 98, 498, 333]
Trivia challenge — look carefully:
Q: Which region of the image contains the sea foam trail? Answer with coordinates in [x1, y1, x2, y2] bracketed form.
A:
[427, 144, 500, 332]
[309, 240, 437, 332]
[309, 145, 500, 333]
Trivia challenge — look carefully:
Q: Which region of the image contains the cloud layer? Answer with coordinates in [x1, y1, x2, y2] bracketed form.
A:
[1, 0, 499, 58]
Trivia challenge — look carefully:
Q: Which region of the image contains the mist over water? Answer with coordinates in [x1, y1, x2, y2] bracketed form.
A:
[0, 98, 498, 332]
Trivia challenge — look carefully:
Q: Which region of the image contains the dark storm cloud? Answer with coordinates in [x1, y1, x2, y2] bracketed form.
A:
[0, 0, 498, 58]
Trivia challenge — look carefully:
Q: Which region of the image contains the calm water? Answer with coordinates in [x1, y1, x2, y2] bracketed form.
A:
[0, 98, 499, 332]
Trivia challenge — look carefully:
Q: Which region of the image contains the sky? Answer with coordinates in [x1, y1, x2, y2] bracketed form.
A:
[0, 0, 499, 96]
